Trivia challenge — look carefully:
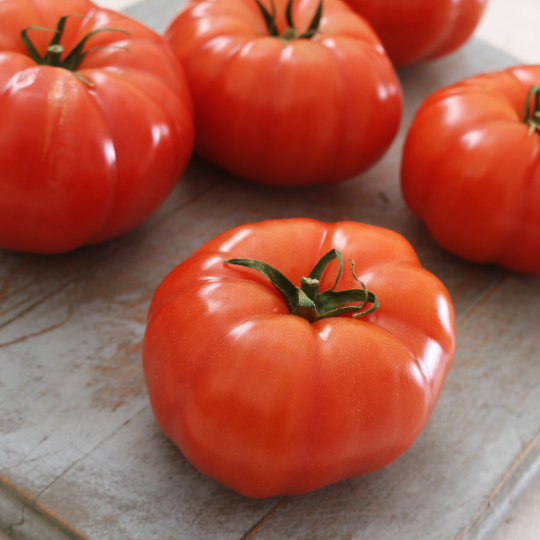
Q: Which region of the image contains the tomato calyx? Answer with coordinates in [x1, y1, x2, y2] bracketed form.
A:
[253, 0, 323, 41]
[21, 14, 131, 86]
[224, 248, 379, 322]
[524, 83, 540, 136]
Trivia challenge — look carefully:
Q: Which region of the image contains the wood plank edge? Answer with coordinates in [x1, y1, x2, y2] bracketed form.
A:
[0, 478, 87, 540]
[455, 427, 540, 540]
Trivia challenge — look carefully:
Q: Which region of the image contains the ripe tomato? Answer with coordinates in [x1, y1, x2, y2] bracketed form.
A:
[401, 65, 540, 277]
[0, 0, 194, 254]
[343, 0, 488, 67]
[165, 0, 402, 186]
[143, 219, 455, 497]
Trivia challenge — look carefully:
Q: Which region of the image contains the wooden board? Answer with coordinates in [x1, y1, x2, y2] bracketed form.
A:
[1, 2, 539, 539]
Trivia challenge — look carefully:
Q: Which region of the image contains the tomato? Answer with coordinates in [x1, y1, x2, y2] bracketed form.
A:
[401, 65, 540, 277]
[142, 218, 455, 497]
[0, 0, 194, 254]
[164, 0, 402, 186]
[343, 0, 488, 67]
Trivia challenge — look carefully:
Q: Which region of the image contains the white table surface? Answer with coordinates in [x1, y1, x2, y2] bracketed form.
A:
[1, 1, 539, 539]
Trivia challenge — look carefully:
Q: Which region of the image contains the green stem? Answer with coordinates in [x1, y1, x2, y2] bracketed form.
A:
[224, 249, 379, 322]
[21, 14, 131, 86]
[44, 44, 64, 67]
[253, 0, 323, 42]
[524, 83, 540, 136]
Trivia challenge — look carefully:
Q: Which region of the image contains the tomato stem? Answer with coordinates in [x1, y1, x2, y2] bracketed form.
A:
[21, 14, 131, 87]
[524, 83, 540, 136]
[45, 44, 64, 67]
[224, 249, 379, 322]
[253, 0, 323, 41]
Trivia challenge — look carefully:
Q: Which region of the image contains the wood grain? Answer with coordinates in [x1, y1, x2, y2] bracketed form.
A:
[1, 2, 539, 538]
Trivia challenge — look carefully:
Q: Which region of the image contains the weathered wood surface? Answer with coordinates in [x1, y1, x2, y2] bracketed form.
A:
[1, 1, 539, 538]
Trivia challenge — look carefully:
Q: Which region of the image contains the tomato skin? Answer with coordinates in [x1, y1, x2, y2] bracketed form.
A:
[343, 0, 488, 67]
[143, 219, 455, 498]
[401, 66, 540, 276]
[0, 0, 194, 254]
[165, 0, 402, 186]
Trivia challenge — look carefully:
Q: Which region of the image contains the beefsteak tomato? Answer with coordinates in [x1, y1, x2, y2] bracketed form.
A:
[165, 0, 402, 186]
[0, 0, 194, 254]
[143, 218, 455, 497]
[343, 0, 488, 67]
[401, 65, 540, 276]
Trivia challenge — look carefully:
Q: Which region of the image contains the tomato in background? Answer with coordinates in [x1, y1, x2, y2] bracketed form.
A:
[401, 65, 540, 276]
[344, 0, 488, 67]
[0, 0, 194, 254]
[143, 219, 456, 498]
[165, 0, 402, 186]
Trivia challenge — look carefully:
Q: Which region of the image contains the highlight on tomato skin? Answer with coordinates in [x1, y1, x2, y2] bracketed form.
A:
[142, 218, 456, 498]
[164, 0, 402, 187]
[343, 0, 488, 67]
[0, 0, 194, 254]
[401, 65, 540, 277]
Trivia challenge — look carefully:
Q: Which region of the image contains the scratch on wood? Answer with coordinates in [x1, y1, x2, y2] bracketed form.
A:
[0, 276, 13, 307]
[379, 191, 390, 204]
[0, 277, 41, 316]
[0, 305, 74, 348]
[455, 274, 509, 326]
[241, 498, 288, 540]
[0, 260, 35, 300]
[3, 451, 62, 473]
[30, 405, 146, 514]
[92, 340, 145, 412]
[0, 260, 52, 315]
[0, 284, 71, 332]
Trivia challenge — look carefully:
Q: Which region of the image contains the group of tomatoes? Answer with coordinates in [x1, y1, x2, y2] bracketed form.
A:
[2, 0, 539, 498]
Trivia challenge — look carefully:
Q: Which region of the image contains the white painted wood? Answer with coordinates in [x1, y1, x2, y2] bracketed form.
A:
[2, 0, 540, 539]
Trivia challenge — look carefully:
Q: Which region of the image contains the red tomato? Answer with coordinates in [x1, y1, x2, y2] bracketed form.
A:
[143, 218, 455, 497]
[0, 0, 194, 254]
[343, 0, 488, 67]
[401, 65, 540, 276]
[165, 0, 402, 186]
